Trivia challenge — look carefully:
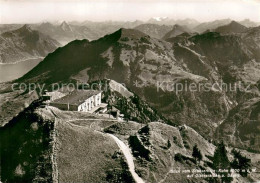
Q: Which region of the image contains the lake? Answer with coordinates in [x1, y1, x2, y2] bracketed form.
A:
[0, 58, 42, 83]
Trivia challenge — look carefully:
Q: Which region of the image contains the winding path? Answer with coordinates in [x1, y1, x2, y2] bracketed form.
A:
[108, 134, 145, 183]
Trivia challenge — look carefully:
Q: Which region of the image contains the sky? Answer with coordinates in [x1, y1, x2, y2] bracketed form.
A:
[0, 0, 260, 23]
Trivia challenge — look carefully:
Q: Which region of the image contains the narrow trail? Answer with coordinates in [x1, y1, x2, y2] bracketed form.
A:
[48, 107, 145, 183]
[108, 134, 145, 183]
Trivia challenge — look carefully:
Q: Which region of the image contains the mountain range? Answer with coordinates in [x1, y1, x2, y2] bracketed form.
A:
[19, 23, 260, 151]
[33, 21, 100, 45]
[0, 25, 60, 64]
[147, 17, 200, 29]
[1, 18, 260, 182]
[1, 18, 259, 45]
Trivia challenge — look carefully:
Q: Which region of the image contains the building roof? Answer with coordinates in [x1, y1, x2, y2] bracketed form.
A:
[51, 90, 102, 106]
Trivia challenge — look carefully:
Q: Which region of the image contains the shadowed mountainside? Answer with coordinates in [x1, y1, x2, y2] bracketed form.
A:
[0, 25, 60, 63]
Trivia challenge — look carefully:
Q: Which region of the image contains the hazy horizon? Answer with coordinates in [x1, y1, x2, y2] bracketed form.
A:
[0, 0, 260, 24]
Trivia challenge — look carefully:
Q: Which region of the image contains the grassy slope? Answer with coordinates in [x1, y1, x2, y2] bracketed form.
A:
[38, 107, 134, 183]
[0, 100, 53, 182]
[56, 121, 125, 182]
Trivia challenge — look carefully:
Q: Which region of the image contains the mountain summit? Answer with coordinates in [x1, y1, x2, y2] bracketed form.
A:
[215, 21, 248, 34]
[17, 24, 33, 32]
[60, 21, 72, 32]
[162, 24, 191, 40]
[117, 28, 147, 39]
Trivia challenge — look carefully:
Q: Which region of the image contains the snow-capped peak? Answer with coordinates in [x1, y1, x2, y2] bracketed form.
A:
[152, 17, 168, 22]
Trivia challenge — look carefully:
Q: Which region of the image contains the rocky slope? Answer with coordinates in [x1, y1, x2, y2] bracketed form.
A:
[0, 25, 60, 63]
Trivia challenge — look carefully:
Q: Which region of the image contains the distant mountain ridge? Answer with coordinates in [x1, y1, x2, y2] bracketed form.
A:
[239, 19, 259, 27]
[194, 19, 259, 33]
[134, 23, 172, 39]
[162, 24, 192, 40]
[194, 19, 232, 33]
[1, 18, 259, 46]
[36, 20, 145, 45]
[147, 17, 200, 29]
[0, 25, 60, 63]
[33, 21, 99, 45]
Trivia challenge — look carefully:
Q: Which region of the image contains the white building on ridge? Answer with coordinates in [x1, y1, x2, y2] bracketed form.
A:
[50, 90, 102, 112]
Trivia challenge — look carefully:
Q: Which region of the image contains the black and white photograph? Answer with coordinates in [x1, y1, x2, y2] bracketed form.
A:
[0, 0, 260, 182]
